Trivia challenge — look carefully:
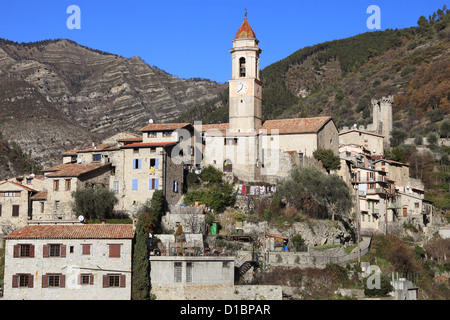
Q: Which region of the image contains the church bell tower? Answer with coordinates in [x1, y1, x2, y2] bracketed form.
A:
[229, 12, 263, 132]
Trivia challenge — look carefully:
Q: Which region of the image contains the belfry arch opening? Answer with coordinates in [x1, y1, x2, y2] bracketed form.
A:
[239, 57, 246, 77]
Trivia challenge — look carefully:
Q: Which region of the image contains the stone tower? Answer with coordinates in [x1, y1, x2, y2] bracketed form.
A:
[228, 12, 263, 132]
[371, 95, 393, 147]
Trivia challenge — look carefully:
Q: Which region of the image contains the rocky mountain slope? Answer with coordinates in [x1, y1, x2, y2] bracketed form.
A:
[0, 38, 226, 171]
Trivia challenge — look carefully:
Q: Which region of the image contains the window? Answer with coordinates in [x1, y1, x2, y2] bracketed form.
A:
[19, 274, 30, 287]
[239, 57, 246, 77]
[103, 274, 125, 288]
[48, 274, 60, 287]
[224, 138, 238, 145]
[50, 244, 61, 257]
[65, 179, 71, 191]
[55, 201, 60, 210]
[163, 131, 173, 137]
[0, 204, 2, 217]
[20, 244, 30, 257]
[27, 178, 32, 184]
[42, 274, 65, 288]
[113, 181, 120, 194]
[13, 244, 34, 258]
[132, 159, 141, 170]
[172, 180, 178, 193]
[53, 180, 59, 191]
[150, 147, 156, 153]
[80, 274, 93, 285]
[186, 262, 193, 283]
[174, 262, 182, 283]
[149, 158, 159, 169]
[133, 148, 139, 154]
[40, 202, 44, 213]
[149, 178, 159, 190]
[69, 246, 74, 253]
[148, 132, 157, 138]
[12, 205, 19, 217]
[93, 154, 101, 162]
[0, 192, 18, 197]
[12, 274, 33, 288]
[109, 244, 121, 258]
[82, 244, 91, 255]
[132, 179, 138, 191]
[43, 244, 66, 258]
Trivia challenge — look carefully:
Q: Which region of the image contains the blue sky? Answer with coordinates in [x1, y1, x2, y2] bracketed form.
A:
[0, 0, 447, 83]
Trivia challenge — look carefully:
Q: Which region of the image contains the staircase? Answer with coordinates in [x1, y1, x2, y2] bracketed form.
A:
[234, 259, 259, 282]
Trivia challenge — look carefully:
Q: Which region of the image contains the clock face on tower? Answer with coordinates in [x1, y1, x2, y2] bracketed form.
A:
[235, 82, 248, 95]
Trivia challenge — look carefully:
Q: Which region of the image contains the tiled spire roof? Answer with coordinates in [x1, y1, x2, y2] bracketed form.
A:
[235, 12, 256, 39]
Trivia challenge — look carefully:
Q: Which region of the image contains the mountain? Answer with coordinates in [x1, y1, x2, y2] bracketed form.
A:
[177, 6, 450, 136]
[0, 38, 226, 171]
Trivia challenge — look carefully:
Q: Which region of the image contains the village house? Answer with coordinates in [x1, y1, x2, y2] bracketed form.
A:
[0, 181, 39, 233]
[3, 222, 134, 300]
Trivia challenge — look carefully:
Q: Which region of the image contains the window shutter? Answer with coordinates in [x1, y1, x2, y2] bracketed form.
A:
[90, 273, 94, 285]
[13, 245, 19, 258]
[155, 178, 159, 190]
[109, 244, 121, 258]
[42, 274, 48, 288]
[12, 275, 18, 288]
[60, 245, 66, 258]
[82, 244, 91, 255]
[132, 159, 136, 169]
[29, 244, 35, 258]
[155, 158, 159, 169]
[119, 274, 126, 288]
[43, 244, 49, 258]
[138, 159, 142, 169]
[132, 179, 138, 190]
[103, 275, 109, 288]
[28, 274, 34, 288]
[0, 204, 2, 216]
[12, 205, 19, 217]
[60, 274, 65, 288]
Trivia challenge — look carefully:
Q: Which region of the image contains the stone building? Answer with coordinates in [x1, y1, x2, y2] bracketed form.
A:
[0, 181, 39, 234]
[3, 223, 134, 300]
[200, 15, 339, 183]
[35, 162, 112, 220]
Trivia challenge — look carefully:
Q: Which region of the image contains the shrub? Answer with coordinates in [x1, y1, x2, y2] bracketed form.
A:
[199, 165, 223, 183]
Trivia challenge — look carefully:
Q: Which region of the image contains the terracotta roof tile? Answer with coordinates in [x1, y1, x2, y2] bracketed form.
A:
[0, 181, 39, 192]
[120, 142, 177, 149]
[260, 117, 332, 134]
[198, 123, 230, 132]
[339, 129, 384, 138]
[42, 163, 110, 177]
[30, 191, 47, 200]
[77, 143, 120, 153]
[140, 123, 191, 132]
[5, 224, 135, 239]
[235, 16, 256, 39]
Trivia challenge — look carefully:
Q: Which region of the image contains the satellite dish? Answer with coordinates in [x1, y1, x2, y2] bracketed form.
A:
[78, 215, 85, 222]
[149, 119, 154, 124]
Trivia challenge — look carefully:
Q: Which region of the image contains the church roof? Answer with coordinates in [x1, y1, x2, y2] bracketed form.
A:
[259, 117, 333, 134]
[235, 14, 256, 39]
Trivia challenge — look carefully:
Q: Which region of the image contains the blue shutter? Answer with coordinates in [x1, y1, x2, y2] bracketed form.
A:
[132, 179, 138, 190]
[155, 178, 159, 190]
[149, 179, 152, 190]
[138, 159, 142, 169]
[155, 158, 159, 169]
[132, 160, 136, 169]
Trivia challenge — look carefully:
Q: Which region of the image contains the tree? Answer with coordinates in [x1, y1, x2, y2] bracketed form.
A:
[440, 120, 450, 138]
[199, 165, 223, 183]
[71, 186, 118, 220]
[427, 132, 438, 147]
[277, 166, 353, 221]
[364, 273, 394, 297]
[313, 148, 341, 173]
[389, 128, 408, 147]
[131, 190, 166, 300]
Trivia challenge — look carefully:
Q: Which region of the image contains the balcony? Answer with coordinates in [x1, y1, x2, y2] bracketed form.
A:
[388, 202, 402, 209]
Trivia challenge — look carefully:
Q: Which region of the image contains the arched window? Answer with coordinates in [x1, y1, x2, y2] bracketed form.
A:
[239, 57, 246, 77]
